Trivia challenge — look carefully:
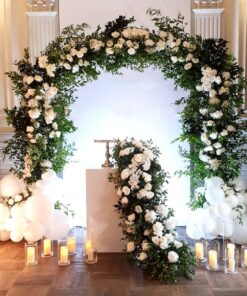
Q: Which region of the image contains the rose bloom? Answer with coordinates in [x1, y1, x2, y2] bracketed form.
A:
[135, 205, 142, 213]
[138, 252, 147, 261]
[122, 186, 130, 196]
[142, 241, 149, 251]
[121, 197, 129, 205]
[127, 241, 135, 252]
[168, 251, 179, 263]
[184, 62, 192, 70]
[128, 48, 136, 55]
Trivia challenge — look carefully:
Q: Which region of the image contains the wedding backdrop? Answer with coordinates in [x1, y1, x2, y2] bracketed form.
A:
[0, 0, 247, 285]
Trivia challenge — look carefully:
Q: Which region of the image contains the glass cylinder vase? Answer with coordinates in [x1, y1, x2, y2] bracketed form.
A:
[67, 227, 77, 255]
[57, 240, 70, 266]
[225, 247, 239, 274]
[194, 239, 207, 263]
[25, 241, 38, 266]
[241, 245, 247, 268]
[85, 239, 97, 264]
[41, 237, 53, 257]
[206, 240, 220, 271]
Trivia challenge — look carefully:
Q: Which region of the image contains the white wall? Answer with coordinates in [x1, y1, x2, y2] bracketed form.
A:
[59, 0, 192, 226]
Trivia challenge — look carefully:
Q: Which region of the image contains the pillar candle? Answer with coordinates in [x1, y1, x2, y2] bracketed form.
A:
[227, 244, 235, 260]
[88, 248, 94, 261]
[67, 237, 76, 254]
[60, 246, 69, 264]
[43, 239, 52, 256]
[86, 240, 92, 256]
[228, 258, 235, 273]
[208, 250, 218, 269]
[195, 242, 204, 260]
[244, 249, 247, 266]
[27, 246, 36, 264]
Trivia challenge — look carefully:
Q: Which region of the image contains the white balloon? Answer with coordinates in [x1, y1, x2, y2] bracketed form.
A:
[4, 218, 14, 231]
[232, 177, 247, 192]
[207, 206, 218, 219]
[24, 223, 43, 241]
[226, 195, 239, 208]
[0, 221, 5, 231]
[236, 193, 245, 204]
[205, 176, 224, 188]
[0, 203, 10, 221]
[10, 204, 25, 218]
[215, 202, 231, 217]
[219, 217, 234, 237]
[43, 209, 69, 240]
[12, 217, 27, 232]
[239, 204, 246, 214]
[0, 230, 10, 241]
[186, 222, 204, 240]
[243, 192, 247, 205]
[0, 173, 26, 197]
[10, 231, 23, 242]
[24, 194, 53, 224]
[202, 219, 216, 234]
[205, 187, 225, 206]
[41, 170, 57, 182]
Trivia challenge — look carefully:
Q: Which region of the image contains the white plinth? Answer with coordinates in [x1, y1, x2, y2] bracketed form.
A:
[86, 168, 125, 252]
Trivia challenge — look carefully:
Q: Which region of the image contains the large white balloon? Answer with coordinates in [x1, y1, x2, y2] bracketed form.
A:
[24, 223, 43, 241]
[24, 194, 53, 223]
[205, 187, 225, 206]
[0, 230, 10, 241]
[10, 231, 23, 242]
[43, 209, 69, 240]
[12, 217, 28, 232]
[10, 204, 25, 218]
[186, 222, 204, 240]
[205, 177, 224, 188]
[226, 195, 239, 208]
[0, 204, 10, 221]
[215, 202, 232, 217]
[0, 173, 26, 197]
[41, 169, 57, 182]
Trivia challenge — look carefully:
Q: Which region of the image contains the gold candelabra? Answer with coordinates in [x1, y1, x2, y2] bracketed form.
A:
[94, 140, 116, 168]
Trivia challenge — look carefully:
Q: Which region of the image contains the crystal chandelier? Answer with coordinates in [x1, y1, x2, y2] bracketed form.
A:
[27, 0, 55, 11]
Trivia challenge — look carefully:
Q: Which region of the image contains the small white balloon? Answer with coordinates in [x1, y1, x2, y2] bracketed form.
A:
[41, 170, 57, 182]
[232, 177, 247, 192]
[205, 187, 225, 206]
[202, 219, 216, 234]
[0, 230, 10, 241]
[0, 221, 5, 231]
[186, 222, 204, 240]
[4, 218, 14, 231]
[24, 223, 43, 241]
[226, 195, 239, 208]
[0, 203, 10, 221]
[0, 173, 26, 197]
[43, 209, 69, 240]
[205, 176, 224, 188]
[236, 193, 245, 204]
[12, 217, 27, 232]
[10, 204, 25, 218]
[215, 202, 232, 217]
[10, 231, 23, 242]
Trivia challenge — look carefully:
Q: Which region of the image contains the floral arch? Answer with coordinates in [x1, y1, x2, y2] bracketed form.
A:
[2, 9, 247, 283]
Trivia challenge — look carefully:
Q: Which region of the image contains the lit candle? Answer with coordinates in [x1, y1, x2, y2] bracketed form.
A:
[88, 248, 94, 261]
[229, 258, 235, 273]
[195, 242, 204, 260]
[60, 246, 69, 264]
[227, 244, 235, 260]
[208, 250, 218, 269]
[67, 237, 76, 254]
[86, 240, 92, 256]
[43, 239, 52, 256]
[27, 246, 36, 264]
[244, 249, 247, 266]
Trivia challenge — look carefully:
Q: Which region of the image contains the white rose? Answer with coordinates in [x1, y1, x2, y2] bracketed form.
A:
[55, 131, 61, 138]
[146, 191, 154, 199]
[138, 189, 148, 198]
[220, 129, 228, 137]
[15, 194, 23, 202]
[34, 75, 43, 82]
[156, 204, 169, 217]
[199, 108, 208, 116]
[196, 85, 203, 91]
[28, 108, 40, 119]
[153, 222, 164, 236]
[121, 197, 129, 205]
[152, 236, 160, 245]
[168, 251, 179, 263]
[210, 110, 223, 119]
[157, 40, 165, 50]
[122, 186, 130, 196]
[8, 198, 14, 206]
[165, 218, 176, 230]
[134, 154, 143, 163]
[26, 126, 34, 133]
[209, 89, 217, 98]
[142, 241, 149, 251]
[49, 131, 55, 138]
[145, 183, 152, 191]
[142, 173, 152, 183]
[38, 55, 48, 68]
[207, 120, 215, 126]
[216, 148, 225, 155]
[52, 122, 58, 130]
[199, 153, 210, 163]
[27, 133, 33, 139]
[128, 48, 136, 55]
[121, 169, 130, 180]
[227, 125, 236, 132]
[159, 236, 168, 249]
[46, 64, 56, 77]
[171, 56, 178, 63]
[70, 48, 77, 56]
[184, 63, 192, 70]
[64, 63, 71, 70]
[144, 39, 154, 47]
[41, 160, 52, 168]
[138, 252, 147, 261]
[222, 71, 231, 80]
[192, 58, 199, 63]
[144, 229, 151, 236]
[145, 210, 157, 223]
[159, 31, 167, 38]
[209, 132, 218, 140]
[106, 47, 114, 55]
[143, 161, 151, 171]
[111, 31, 120, 38]
[128, 213, 135, 222]
[26, 76, 34, 85]
[45, 108, 56, 124]
[127, 241, 135, 252]
[174, 240, 183, 248]
[135, 205, 142, 213]
[204, 145, 213, 152]
[72, 65, 79, 73]
[213, 142, 222, 149]
[30, 139, 37, 144]
[45, 87, 58, 101]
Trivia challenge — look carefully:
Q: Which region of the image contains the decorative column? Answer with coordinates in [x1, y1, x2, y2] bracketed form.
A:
[26, 11, 59, 63]
[193, 8, 224, 39]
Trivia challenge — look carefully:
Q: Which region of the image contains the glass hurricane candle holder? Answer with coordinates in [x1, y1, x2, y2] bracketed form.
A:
[241, 245, 247, 268]
[85, 239, 97, 264]
[41, 237, 53, 257]
[67, 227, 77, 255]
[194, 239, 207, 263]
[58, 240, 70, 266]
[225, 248, 239, 274]
[206, 240, 220, 271]
[25, 241, 38, 266]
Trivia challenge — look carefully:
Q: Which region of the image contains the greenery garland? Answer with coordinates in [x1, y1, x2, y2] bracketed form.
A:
[2, 11, 247, 206]
[109, 138, 195, 283]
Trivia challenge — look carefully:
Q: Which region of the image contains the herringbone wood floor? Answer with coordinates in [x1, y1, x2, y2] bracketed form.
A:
[1, 228, 247, 296]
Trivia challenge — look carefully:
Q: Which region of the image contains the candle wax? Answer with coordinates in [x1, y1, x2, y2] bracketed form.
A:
[195, 242, 204, 260]
[67, 237, 76, 254]
[60, 246, 68, 264]
[208, 250, 218, 269]
[43, 239, 51, 256]
[228, 258, 235, 273]
[27, 246, 36, 264]
[244, 249, 247, 266]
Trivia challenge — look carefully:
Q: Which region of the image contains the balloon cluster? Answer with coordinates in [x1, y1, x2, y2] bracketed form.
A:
[0, 171, 69, 242]
[186, 176, 247, 244]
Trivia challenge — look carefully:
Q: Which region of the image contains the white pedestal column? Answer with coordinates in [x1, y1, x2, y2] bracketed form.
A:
[26, 11, 59, 63]
[86, 168, 125, 252]
[193, 8, 224, 39]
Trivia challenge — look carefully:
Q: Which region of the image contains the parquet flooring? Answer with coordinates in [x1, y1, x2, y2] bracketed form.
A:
[1, 228, 247, 296]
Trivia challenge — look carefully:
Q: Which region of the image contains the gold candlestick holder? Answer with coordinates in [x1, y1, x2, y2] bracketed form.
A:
[94, 139, 116, 167]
